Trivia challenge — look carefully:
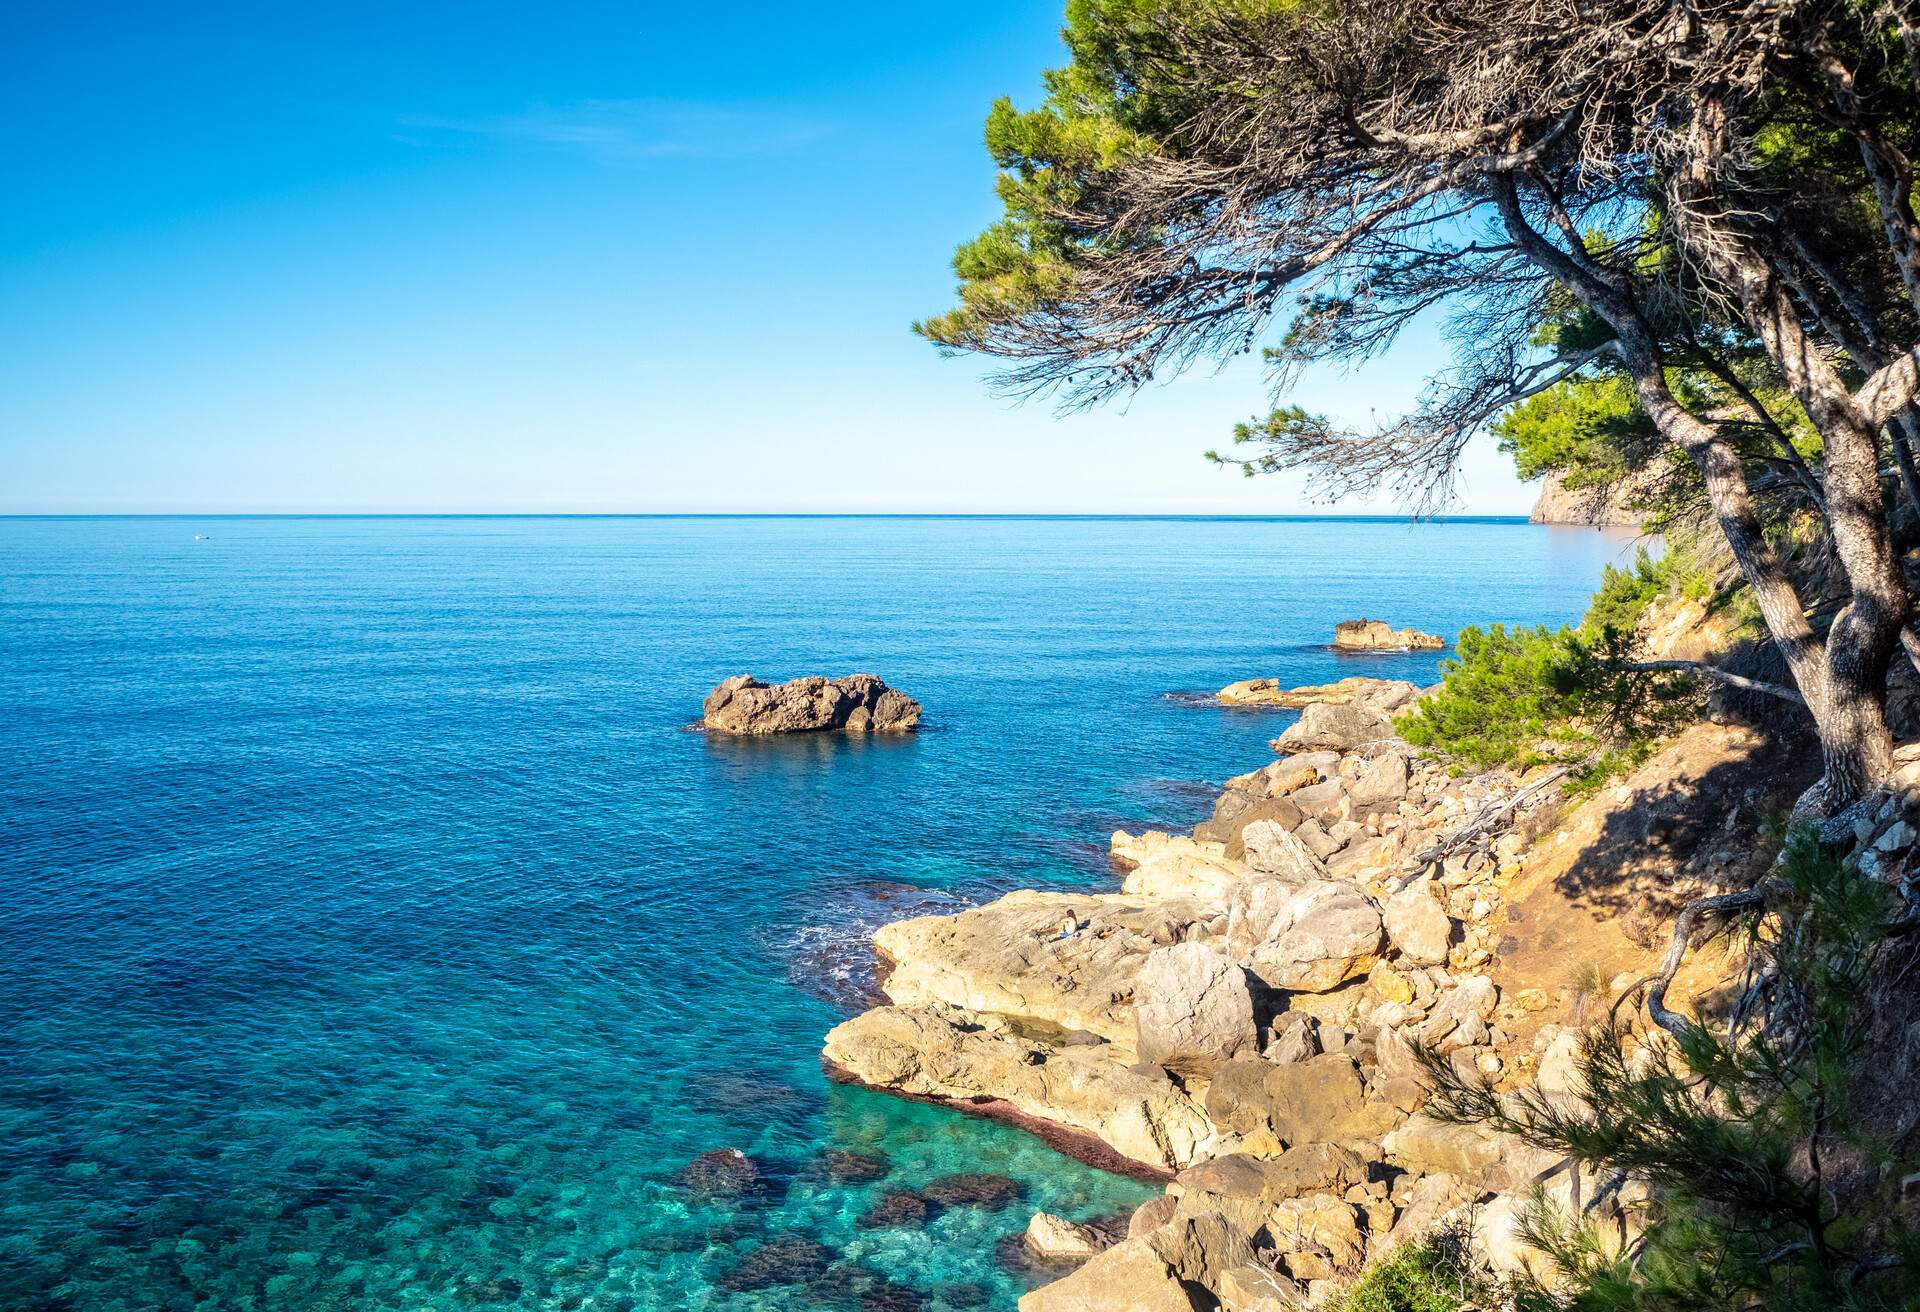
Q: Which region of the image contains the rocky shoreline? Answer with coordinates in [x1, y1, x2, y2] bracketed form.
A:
[819, 674, 1758, 1309]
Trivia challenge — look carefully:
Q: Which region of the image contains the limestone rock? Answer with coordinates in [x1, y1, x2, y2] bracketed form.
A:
[1021, 1212, 1255, 1312]
[1134, 942, 1260, 1076]
[1025, 1212, 1113, 1262]
[1264, 1010, 1321, 1064]
[1381, 1114, 1559, 1189]
[1205, 1055, 1400, 1145]
[1173, 1144, 1369, 1203]
[1332, 619, 1446, 652]
[1218, 676, 1420, 710]
[1017, 1235, 1201, 1312]
[701, 672, 920, 734]
[1216, 1261, 1307, 1312]
[875, 889, 1213, 1049]
[1240, 819, 1330, 881]
[1350, 753, 1410, 813]
[824, 1004, 1214, 1171]
[1220, 797, 1307, 862]
[1418, 975, 1498, 1052]
[1381, 878, 1454, 966]
[1225, 879, 1384, 992]
[1274, 702, 1395, 752]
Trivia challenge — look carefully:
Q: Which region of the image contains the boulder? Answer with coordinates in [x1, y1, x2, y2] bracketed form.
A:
[1273, 702, 1395, 753]
[1350, 753, 1410, 813]
[1021, 1213, 1255, 1312]
[1204, 1055, 1400, 1145]
[1381, 1114, 1560, 1189]
[1218, 797, 1307, 859]
[1381, 878, 1454, 966]
[1240, 819, 1329, 881]
[1284, 778, 1351, 823]
[1134, 942, 1260, 1076]
[1025, 1212, 1113, 1262]
[1418, 975, 1499, 1052]
[1173, 1144, 1370, 1203]
[702, 673, 921, 734]
[1224, 879, 1384, 992]
[1216, 1261, 1307, 1312]
[1332, 619, 1445, 652]
[824, 1004, 1214, 1171]
[1264, 1010, 1321, 1064]
[874, 889, 1213, 1049]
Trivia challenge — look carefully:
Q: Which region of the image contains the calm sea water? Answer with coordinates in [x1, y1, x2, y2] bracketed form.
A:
[0, 515, 1633, 1311]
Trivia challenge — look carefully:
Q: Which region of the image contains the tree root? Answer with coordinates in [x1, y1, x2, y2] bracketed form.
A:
[1642, 887, 1771, 1039]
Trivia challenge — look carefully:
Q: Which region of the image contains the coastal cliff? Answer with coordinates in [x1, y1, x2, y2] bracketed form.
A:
[824, 667, 1920, 1309]
[1527, 469, 1647, 527]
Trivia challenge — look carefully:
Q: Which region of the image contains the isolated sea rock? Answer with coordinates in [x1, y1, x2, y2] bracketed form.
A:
[1333, 619, 1446, 652]
[823, 1003, 1214, 1171]
[702, 672, 921, 734]
[1133, 942, 1259, 1076]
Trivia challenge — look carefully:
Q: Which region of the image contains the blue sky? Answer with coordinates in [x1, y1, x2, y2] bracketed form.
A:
[0, 2, 1535, 514]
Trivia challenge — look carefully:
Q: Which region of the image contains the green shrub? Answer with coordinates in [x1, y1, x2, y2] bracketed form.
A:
[1330, 1230, 1489, 1312]
[1396, 624, 1588, 771]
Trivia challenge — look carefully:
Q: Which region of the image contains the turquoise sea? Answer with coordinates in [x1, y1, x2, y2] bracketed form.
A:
[0, 515, 1633, 1311]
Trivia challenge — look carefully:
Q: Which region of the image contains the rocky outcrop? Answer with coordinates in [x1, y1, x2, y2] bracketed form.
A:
[1332, 619, 1446, 652]
[1528, 468, 1649, 527]
[820, 668, 1728, 1308]
[1218, 676, 1422, 709]
[701, 673, 921, 734]
[1133, 943, 1260, 1076]
[821, 1003, 1214, 1172]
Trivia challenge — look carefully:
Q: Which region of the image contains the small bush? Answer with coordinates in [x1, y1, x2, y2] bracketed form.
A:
[1396, 624, 1588, 771]
[1331, 1230, 1492, 1312]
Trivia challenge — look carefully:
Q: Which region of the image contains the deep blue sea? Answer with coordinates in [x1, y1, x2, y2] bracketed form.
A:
[0, 515, 1634, 1311]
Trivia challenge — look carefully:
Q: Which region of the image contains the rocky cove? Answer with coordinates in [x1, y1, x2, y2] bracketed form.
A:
[818, 667, 1920, 1310]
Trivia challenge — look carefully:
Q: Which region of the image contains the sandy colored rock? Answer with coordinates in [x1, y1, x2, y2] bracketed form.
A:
[1218, 676, 1421, 710]
[1173, 1144, 1370, 1203]
[824, 1004, 1215, 1171]
[1240, 818, 1330, 881]
[1204, 1055, 1401, 1146]
[1135, 942, 1260, 1076]
[1224, 878, 1384, 992]
[1025, 1212, 1113, 1261]
[701, 672, 920, 734]
[875, 889, 1212, 1049]
[1350, 752, 1410, 812]
[1382, 878, 1454, 966]
[1017, 1234, 1202, 1312]
[1274, 701, 1397, 753]
[1332, 619, 1445, 652]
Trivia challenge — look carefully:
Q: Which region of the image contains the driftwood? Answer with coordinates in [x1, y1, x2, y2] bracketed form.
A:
[1392, 766, 1570, 891]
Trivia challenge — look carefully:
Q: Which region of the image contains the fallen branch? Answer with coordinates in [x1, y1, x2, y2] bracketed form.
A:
[1393, 765, 1571, 890]
[1623, 660, 1806, 706]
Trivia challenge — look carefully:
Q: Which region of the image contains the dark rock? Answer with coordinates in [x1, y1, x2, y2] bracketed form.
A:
[921, 1173, 1024, 1209]
[817, 1149, 890, 1185]
[857, 1189, 931, 1230]
[718, 1234, 834, 1291]
[675, 1149, 761, 1199]
[940, 1283, 991, 1308]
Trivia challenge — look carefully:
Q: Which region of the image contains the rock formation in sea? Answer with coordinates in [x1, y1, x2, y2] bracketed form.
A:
[702, 673, 921, 734]
[1331, 619, 1445, 652]
[823, 669, 1917, 1309]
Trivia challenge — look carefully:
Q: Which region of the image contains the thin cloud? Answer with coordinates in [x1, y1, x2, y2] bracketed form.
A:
[399, 99, 829, 162]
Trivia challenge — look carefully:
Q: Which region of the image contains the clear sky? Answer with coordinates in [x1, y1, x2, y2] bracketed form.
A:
[1, 2, 1536, 515]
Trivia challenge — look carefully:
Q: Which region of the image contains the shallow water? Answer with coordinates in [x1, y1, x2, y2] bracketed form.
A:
[0, 515, 1633, 1310]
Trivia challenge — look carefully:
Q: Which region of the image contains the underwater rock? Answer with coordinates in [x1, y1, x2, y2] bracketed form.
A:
[674, 1148, 761, 1199]
[921, 1172, 1024, 1209]
[816, 1148, 891, 1184]
[716, 1233, 834, 1291]
[857, 1189, 932, 1230]
[702, 673, 921, 734]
